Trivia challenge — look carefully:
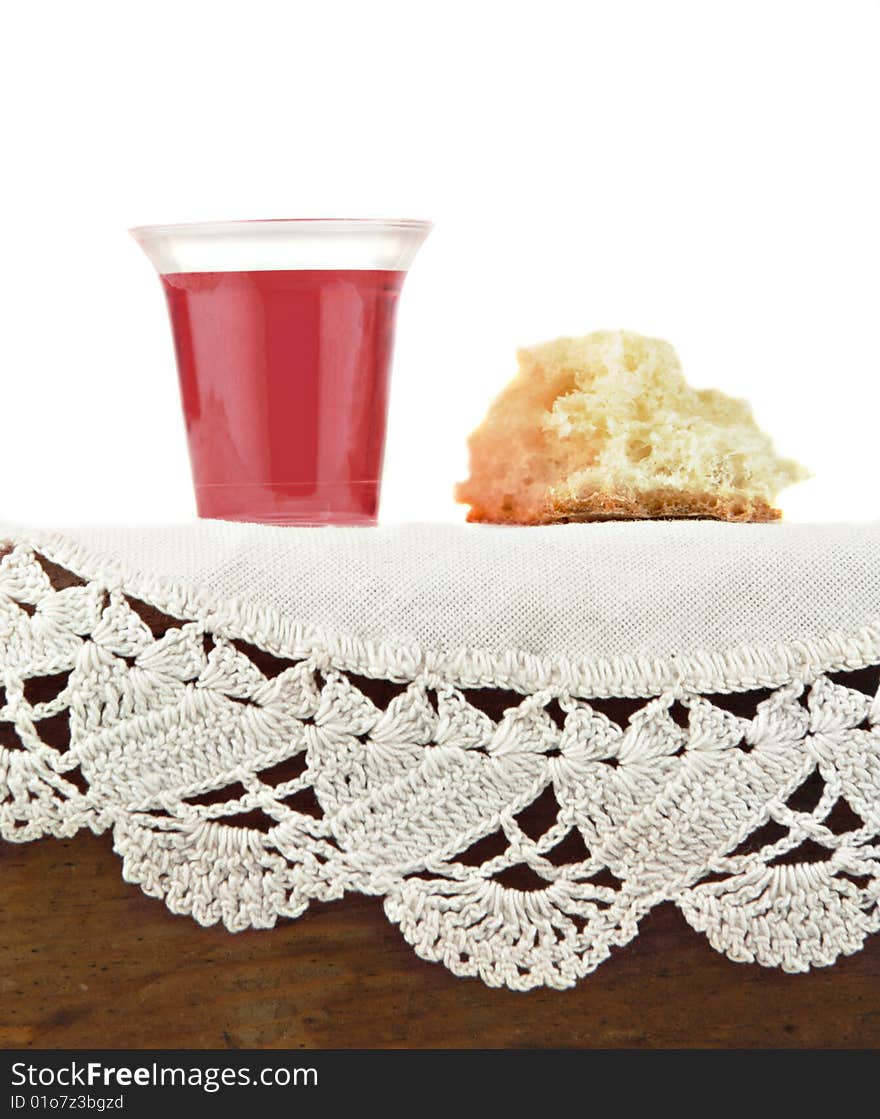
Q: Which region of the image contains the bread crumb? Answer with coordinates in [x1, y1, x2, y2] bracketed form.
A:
[455, 329, 809, 524]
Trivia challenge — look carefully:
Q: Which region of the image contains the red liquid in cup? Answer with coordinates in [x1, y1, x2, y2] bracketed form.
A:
[160, 268, 405, 524]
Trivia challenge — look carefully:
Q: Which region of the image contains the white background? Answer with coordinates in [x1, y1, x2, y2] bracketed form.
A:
[2, 0, 878, 525]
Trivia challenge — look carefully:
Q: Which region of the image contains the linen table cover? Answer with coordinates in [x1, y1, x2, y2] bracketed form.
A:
[1, 521, 878, 990]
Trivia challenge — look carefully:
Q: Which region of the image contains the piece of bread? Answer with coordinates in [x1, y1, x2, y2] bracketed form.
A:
[455, 329, 809, 524]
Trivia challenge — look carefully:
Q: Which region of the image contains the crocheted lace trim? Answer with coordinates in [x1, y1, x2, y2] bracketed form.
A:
[1, 537, 879, 991]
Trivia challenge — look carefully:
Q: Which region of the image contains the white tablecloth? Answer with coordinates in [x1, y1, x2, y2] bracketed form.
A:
[1, 521, 878, 989]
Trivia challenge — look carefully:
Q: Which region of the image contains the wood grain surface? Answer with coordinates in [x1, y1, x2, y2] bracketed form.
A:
[1, 831, 878, 1049]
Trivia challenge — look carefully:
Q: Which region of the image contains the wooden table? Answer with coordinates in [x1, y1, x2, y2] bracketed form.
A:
[2, 831, 878, 1049]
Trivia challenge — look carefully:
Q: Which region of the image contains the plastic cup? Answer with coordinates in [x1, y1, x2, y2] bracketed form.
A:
[131, 218, 431, 525]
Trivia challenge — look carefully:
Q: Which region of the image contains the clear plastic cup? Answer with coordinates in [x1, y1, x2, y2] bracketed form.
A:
[131, 218, 431, 525]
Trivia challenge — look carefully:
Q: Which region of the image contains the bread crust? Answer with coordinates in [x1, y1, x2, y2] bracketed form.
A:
[548, 488, 781, 523]
[464, 487, 781, 524]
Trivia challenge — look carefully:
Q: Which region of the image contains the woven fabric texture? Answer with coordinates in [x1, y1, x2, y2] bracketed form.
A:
[1, 521, 878, 990]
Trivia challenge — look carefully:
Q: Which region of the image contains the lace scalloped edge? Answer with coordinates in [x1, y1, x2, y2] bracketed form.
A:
[1, 531, 879, 991]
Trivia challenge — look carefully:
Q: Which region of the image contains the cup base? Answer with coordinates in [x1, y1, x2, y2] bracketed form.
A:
[202, 511, 379, 527]
[194, 481, 380, 527]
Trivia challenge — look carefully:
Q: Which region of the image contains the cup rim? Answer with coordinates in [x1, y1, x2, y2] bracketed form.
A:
[129, 217, 433, 239]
